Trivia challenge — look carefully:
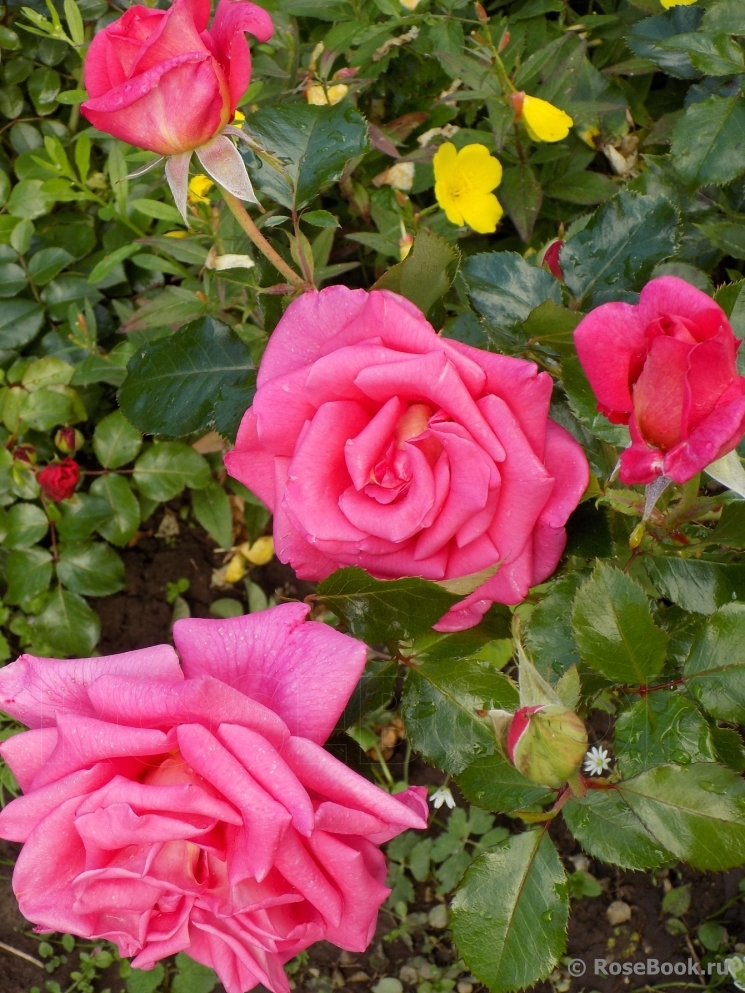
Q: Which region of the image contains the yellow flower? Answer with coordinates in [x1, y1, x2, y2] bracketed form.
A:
[188, 174, 214, 203]
[520, 94, 573, 143]
[238, 536, 275, 566]
[233, 109, 246, 123]
[223, 553, 248, 584]
[660, 0, 696, 6]
[400, 0, 421, 8]
[579, 125, 600, 148]
[433, 142, 503, 234]
[306, 83, 349, 106]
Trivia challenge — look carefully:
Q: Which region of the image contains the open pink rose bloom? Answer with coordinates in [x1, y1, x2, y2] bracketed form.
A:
[574, 275, 745, 485]
[226, 286, 589, 631]
[0, 604, 427, 993]
[81, 0, 272, 156]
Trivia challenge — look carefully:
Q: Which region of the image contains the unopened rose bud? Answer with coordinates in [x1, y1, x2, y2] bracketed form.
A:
[499, 30, 511, 52]
[13, 445, 36, 465]
[507, 705, 588, 788]
[475, 2, 488, 22]
[542, 239, 564, 281]
[509, 91, 524, 119]
[37, 457, 80, 502]
[55, 427, 84, 454]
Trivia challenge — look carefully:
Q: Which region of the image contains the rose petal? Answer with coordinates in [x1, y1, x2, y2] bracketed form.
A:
[224, 409, 277, 509]
[637, 276, 730, 341]
[209, 0, 274, 111]
[0, 727, 57, 791]
[573, 300, 646, 418]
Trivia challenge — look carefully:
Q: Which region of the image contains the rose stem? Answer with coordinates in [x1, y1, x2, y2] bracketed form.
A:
[219, 188, 307, 291]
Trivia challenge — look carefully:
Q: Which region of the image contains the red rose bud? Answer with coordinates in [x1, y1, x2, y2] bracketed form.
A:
[543, 239, 564, 281]
[37, 458, 80, 502]
[507, 705, 588, 788]
[54, 427, 84, 454]
[12, 445, 36, 465]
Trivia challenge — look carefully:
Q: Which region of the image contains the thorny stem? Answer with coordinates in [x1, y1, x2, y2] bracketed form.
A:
[220, 189, 308, 291]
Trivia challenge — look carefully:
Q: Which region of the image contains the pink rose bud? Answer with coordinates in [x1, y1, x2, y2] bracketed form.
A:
[542, 239, 564, 281]
[224, 286, 589, 632]
[54, 427, 84, 454]
[574, 276, 745, 485]
[81, 0, 274, 156]
[37, 457, 80, 502]
[12, 444, 36, 465]
[507, 704, 588, 788]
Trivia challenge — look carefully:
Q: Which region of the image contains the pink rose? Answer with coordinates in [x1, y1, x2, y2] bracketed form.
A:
[0, 604, 427, 993]
[81, 0, 273, 156]
[225, 286, 589, 631]
[574, 276, 745, 484]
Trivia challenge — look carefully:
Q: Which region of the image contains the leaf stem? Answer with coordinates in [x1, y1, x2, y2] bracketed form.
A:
[219, 189, 308, 291]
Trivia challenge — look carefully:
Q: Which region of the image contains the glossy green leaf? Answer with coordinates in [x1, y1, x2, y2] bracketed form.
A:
[463, 251, 561, 330]
[702, 0, 745, 33]
[5, 546, 52, 604]
[213, 379, 258, 443]
[315, 567, 459, 643]
[646, 556, 745, 614]
[57, 494, 114, 543]
[524, 573, 583, 680]
[338, 658, 398, 729]
[544, 170, 618, 205]
[4, 501, 48, 548]
[191, 481, 233, 550]
[119, 317, 255, 438]
[133, 443, 210, 502]
[245, 102, 369, 210]
[171, 953, 218, 993]
[660, 33, 745, 76]
[561, 191, 679, 307]
[671, 94, 745, 188]
[57, 541, 125, 596]
[372, 228, 458, 315]
[0, 300, 45, 350]
[498, 163, 542, 243]
[456, 750, 553, 813]
[126, 965, 165, 993]
[90, 474, 141, 547]
[626, 6, 702, 79]
[614, 691, 716, 776]
[93, 410, 143, 469]
[28, 246, 73, 285]
[0, 261, 27, 297]
[563, 790, 671, 870]
[711, 725, 745, 772]
[571, 563, 668, 684]
[712, 501, 745, 547]
[683, 603, 745, 722]
[617, 763, 745, 870]
[451, 831, 568, 993]
[33, 587, 100, 658]
[401, 659, 517, 774]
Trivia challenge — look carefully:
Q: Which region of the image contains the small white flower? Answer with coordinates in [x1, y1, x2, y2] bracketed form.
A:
[583, 746, 611, 777]
[430, 786, 456, 810]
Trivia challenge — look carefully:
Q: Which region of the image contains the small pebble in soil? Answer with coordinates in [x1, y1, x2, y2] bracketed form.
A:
[372, 979, 404, 993]
[457, 983, 473, 993]
[349, 972, 370, 982]
[606, 900, 632, 925]
[399, 965, 419, 985]
[428, 903, 449, 929]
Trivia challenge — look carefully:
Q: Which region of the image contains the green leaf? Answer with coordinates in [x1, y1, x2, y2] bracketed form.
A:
[698, 220, 745, 260]
[457, 751, 553, 813]
[0, 300, 45, 350]
[28, 246, 73, 285]
[57, 494, 114, 543]
[33, 587, 100, 657]
[561, 191, 679, 308]
[7, 179, 54, 220]
[191, 481, 233, 549]
[626, 6, 702, 79]
[90, 474, 141, 547]
[245, 102, 369, 210]
[4, 501, 48, 548]
[524, 574, 582, 680]
[702, 0, 745, 33]
[645, 556, 745, 614]
[662, 883, 691, 917]
[451, 831, 568, 993]
[63, 0, 84, 46]
[683, 603, 745, 722]
[87, 244, 140, 284]
[126, 964, 165, 993]
[315, 568, 459, 643]
[617, 763, 745, 871]
[544, 170, 618, 205]
[0, 261, 28, 297]
[57, 541, 125, 596]
[338, 658, 398, 729]
[172, 953, 218, 993]
[372, 228, 459, 315]
[463, 251, 561, 330]
[5, 546, 52, 604]
[671, 94, 745, 188]
[563, 790, 671, 870]
[401, 659, 517, 774]
[133, 443, 210, 502]
[301, 209, 339, 228]
[213, 378, 257, 442]
[93, 410, 142, 469]
[498, 163, 542, 243]
[712, 500, 745, 546]
[130, 198, 184, 223]
[571, 563, 668, 684]
[660, 32, 745, 76]
[711, 725, 745, 772]
[119, 317, 255, 438]
[614, 691, 716, 776]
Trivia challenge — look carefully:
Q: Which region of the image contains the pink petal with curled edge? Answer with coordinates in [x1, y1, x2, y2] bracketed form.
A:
[272, 825, 343, 927]
[345, 396, 406, 490]
[177, 724, 290, 882]
[252, 366, 316, 456]
[0, 645, 181, 729]
[76, 775, 242, 824]
[87, 673, 289, 746]
[130, 0, 211, 77]
[173, 605, 368, 745]
[686, 331, 739, 431]
[354, 536, 449, 581]
[531, 518, 569, 587]
[84, 30, 119, 98]
[274, 482, 340, 580]
[637, 276, 730, 341]
[304, 343, 417, 408]
[433, 597, 491, 632]
[619, 416, 665, 485]
[573, 300, 646, 418]
[0, 727, 57, 790]
[538, 419, 590, 529]
[165, 151, 192, 224]
[281, 737, 428, 830]
[308, 832, 390, 951]
[83, 6, 164, 95]
[633, 334, 690, 450]
[196, 134, 258, 203]
[664, 395, 745, 483]
[189, 910, 293, 993]
[31, 715, 171, 791]
[217, 723, 314, 836]
[82, 54, 225, 156]
[209, 0, 274, 111]
[224, 409, 277, 509]
[75, 804, 219, 851]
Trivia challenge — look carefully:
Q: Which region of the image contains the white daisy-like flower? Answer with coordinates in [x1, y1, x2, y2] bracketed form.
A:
[583, 746, 612, 777]
[430, 786, 456, 810]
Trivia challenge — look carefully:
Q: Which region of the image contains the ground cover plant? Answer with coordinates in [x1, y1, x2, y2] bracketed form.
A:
[5, 0, 745, 991]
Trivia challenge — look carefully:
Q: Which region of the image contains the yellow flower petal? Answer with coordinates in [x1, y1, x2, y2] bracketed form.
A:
[327, 83, 349, 105]
[459, 192, 503, 235]
[660, 0, 696, 6]
[433, 141, 458, 182]
[244, 536, 275, 566]
[306, 84, 329, 106]
[233, 110, 246, 123]
[224, 554, 247, 583]
[455, 143, 502, 193]
[522, 95, 573, 143]
[188, 174, 214, 203]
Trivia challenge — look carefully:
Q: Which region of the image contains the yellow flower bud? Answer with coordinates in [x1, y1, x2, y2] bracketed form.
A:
[223, 554, 248, 584]
[520, 94, 573, 143]
[188, 174, 214, 204]
[243, 536, 275, 566]
[433, 142, 503, 234]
